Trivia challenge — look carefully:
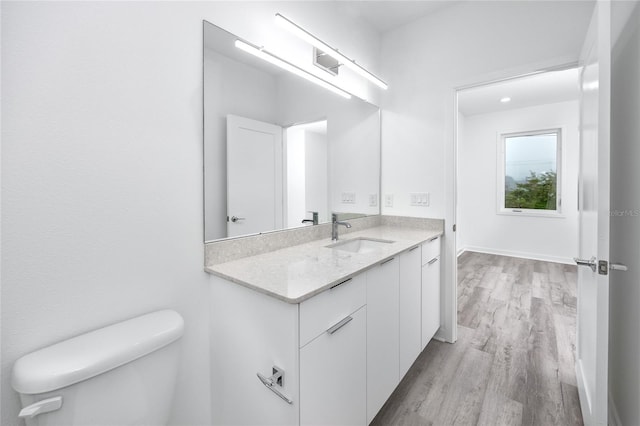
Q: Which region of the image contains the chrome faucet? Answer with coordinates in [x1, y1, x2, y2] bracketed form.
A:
[331, 213, 352, 241]
[301, 211, 319, 225]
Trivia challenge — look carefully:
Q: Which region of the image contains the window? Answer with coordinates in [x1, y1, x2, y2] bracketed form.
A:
[498, 129, 562, 216]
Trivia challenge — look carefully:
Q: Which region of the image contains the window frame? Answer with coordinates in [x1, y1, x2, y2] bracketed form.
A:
[496, 127, 564, 218]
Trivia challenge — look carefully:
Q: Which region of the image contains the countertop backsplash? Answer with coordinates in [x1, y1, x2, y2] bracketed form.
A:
[205, 215, 443, 267]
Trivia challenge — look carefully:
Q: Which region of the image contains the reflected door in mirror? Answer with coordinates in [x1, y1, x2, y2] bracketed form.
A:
[227, 115, 283, 237]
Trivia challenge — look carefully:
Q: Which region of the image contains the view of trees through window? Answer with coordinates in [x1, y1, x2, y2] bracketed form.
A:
[503, 132, 559, 210]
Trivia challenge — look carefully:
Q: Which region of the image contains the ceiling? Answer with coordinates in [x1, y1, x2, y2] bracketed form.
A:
[337, 1, 459, 33]
[294, 120, 327, 135]
[458, 68, 580, 117]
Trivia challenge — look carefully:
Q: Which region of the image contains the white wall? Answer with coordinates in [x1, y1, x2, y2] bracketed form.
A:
[609, 1, 640, 425]
[458, 101, 579, 263]
[380, 0, 593, 218]
[1, 2, 380, 425]
[379, 0, 593, 341]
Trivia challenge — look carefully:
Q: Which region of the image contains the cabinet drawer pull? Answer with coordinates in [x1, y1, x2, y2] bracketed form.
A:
[380, 257, 395, 266]
[428, 257, 439, 265]
[409, 245, 420, 252]
[327, 316, 353, 335]
[330, 277, 352, 290]
[427, 236, 439, 243]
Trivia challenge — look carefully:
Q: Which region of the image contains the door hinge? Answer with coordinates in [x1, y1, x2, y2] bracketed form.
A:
[453, 224, 457, 232]
[598, 260, 608, 275]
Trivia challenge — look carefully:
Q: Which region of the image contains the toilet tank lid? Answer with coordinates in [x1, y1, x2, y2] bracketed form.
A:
[12, 310, 184, 395]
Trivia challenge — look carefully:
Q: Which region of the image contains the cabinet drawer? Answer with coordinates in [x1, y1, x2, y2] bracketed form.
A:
[299, 273, 366, 347]
[421, 235, 441, 265]
[422, 256, 441, 348]
[300, 306, 366, 426]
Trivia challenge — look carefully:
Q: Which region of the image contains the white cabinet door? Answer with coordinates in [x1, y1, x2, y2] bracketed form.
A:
[399, 246, 422, 378]
[422, 256, 441, 349]
[300, 306, 367, 426]
[366, 257, 400, 424]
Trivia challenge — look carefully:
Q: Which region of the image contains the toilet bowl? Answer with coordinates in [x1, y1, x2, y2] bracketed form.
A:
[12, 310, 184, 426]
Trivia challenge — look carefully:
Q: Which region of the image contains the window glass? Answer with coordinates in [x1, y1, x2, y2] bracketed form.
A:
[504, 132, 558, 211]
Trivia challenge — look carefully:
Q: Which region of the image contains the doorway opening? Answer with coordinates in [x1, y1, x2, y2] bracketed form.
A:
[453, 67, 584, 423]
[283, 120, 329, 228]
[456, 67, 580, 262]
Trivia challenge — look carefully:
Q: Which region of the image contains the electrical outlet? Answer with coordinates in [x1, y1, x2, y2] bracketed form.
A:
[369, 194, 378, 207]
[410, 192, 430, 207]
[385, 194, 394, 207]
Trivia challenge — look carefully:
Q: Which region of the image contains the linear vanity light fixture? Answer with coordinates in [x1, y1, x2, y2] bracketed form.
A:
[275, 13, 388, 90]
[234, 40, 351, 99]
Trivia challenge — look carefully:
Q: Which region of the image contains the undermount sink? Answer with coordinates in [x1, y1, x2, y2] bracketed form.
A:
[326, 237, 395, 254]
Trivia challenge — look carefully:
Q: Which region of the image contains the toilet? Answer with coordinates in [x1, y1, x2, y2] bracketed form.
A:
[12, 310, 184, 426]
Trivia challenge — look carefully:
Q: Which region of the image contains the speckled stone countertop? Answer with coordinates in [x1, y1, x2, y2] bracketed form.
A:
[205, 225, 443, 304]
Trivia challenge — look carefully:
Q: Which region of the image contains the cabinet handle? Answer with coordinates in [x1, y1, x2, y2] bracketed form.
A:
[428, 257, 439, 265]
[427, 236, 439, 242]
[327, 315, 353, 335]
[330, 277, 352, 290]
[409, 245, 420, 252]
[380, 257, 395, 266]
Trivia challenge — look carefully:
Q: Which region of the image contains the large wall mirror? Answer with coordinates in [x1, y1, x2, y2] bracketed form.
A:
[203, 21, 381, 242]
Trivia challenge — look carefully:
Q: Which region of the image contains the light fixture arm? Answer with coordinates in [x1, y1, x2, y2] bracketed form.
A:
[275, 13, 388, 90]
[234, 39, 351, 99]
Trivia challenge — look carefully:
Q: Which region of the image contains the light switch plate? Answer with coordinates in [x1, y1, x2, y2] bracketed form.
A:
[410, 192, 430, 207]
[385, 194, 394, 207]
[342, 192, 356, 204]
[369, 194, 378, 207]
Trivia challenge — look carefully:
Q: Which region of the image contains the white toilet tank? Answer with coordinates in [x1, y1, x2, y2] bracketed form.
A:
[12, 310, 184, 426]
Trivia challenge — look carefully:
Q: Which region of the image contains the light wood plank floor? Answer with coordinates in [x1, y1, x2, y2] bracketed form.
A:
[371, 251, 583, 426]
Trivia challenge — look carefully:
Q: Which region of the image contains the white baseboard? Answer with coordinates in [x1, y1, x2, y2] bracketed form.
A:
[609, 392, 622, 426]
[458, 245, 574, 265]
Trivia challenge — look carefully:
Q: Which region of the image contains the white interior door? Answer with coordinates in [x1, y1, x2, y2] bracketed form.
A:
[227, 115, 283, 237]
[575, 2, 611, 425]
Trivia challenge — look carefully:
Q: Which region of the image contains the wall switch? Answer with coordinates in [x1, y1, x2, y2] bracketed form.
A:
[385, 194, 394, 207]
[342, 192, 356, 204]
[369, 194, 378, 207]
[410, 192, 430, 207]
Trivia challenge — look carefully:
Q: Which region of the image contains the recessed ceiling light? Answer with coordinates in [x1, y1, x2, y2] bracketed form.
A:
[500, 97, 511, 103]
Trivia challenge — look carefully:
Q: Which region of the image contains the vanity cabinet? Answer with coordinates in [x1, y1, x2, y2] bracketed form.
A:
[209, 232, 442, 426]
[399, 246, 422, 377]
[365, 257, 400, 423]
[421, 237, 441, 349]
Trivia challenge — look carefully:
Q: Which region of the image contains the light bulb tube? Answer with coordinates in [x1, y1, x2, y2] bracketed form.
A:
[275, 13, 388, 90]
[235, 40, 351, 99]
